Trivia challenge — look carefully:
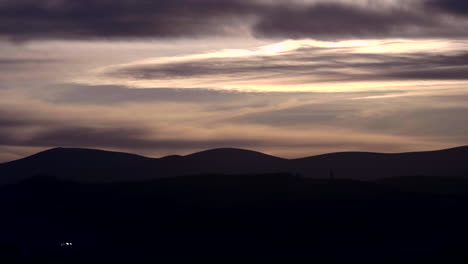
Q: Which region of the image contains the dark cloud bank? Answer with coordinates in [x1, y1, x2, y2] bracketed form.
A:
[427, 0, 468, 16]
[1, 0, 468, 40]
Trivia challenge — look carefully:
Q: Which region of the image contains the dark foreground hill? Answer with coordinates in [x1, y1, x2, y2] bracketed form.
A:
[1, 146, 468, 183]
[2, 174, 468, 263]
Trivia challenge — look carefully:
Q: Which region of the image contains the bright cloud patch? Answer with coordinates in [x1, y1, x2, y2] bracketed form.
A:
[85, 39, 468, 92]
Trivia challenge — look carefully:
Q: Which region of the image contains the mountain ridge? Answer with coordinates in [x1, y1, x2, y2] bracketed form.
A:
[5, 145, 468, 163]
[1, 145, 468, 184]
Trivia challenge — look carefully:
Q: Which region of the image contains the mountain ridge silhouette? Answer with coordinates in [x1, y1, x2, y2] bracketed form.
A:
[1, 145, 468, 183]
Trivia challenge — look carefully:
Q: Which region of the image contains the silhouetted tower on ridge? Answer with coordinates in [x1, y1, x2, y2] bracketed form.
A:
[329, 168, 335, 181]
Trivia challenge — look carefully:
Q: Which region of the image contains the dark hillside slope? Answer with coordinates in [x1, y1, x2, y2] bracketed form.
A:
[2, 174, 468, 263]
[292, 146, 468, 179]
[0, 148, 154, 183]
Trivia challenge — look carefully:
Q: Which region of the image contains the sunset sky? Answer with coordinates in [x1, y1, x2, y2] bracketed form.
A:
[1, 0, 468, 161]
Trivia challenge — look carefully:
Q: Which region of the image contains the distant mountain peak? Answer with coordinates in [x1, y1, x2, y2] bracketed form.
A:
[185, 148, 283, 160]
[36, 147, 148, 157]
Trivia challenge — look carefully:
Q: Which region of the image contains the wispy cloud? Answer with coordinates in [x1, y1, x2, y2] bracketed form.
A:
[0, 85, 466, 162]
[91, 39, 468, 92]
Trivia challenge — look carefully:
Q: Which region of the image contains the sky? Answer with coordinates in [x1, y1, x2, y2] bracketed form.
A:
[1, 0, 468, 161]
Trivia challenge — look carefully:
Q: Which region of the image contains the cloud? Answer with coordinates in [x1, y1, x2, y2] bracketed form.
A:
[227, 94, 468, 146]
[228, 103, 355, 127]
[0, 107, 406, 157]
[0, 58, 58, 65]
[252, 3, 436, 39]
[0, 125, 260, 150]
[1, 0, 468, 41]
[38, 83, 406, 107]
[0, 87, 446, 160]
[41, 85, 258, 104]
[0, 104, 265, 151]
[0, 58, 60, 72]
[384, 67, 468, 80]
[0, 0, 255, 41]
[101, 42, 468, 90]
[426, 0, 468, 16]
[0, 120, 430, 160]
[25, 129, 272, 151]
